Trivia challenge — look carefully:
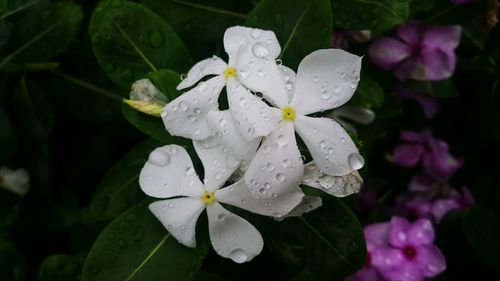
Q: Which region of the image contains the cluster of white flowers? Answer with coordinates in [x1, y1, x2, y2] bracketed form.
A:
[136, 26, 365, 263]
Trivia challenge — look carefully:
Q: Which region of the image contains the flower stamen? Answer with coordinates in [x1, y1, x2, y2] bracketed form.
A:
[223, 67, 237, 79]
[282, 107, 296, 121]
[201, 191, 215, 205]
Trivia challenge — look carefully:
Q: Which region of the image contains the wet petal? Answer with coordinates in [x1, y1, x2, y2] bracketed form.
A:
[416, 245, 446, 277]
[279, 65, 297, 103]
[224, 26, 281, 66]
[290, 49, 363, 115]
[302, 162, 363, 197]
[408, 219, 434, 246]
[149, 197, 205, 247]
[371, 246, 406, 271]
[388, 217, 411, 248]
[235, 41, 289, 107]
[294, 115, 362, 176]
[215, 179, 304, 218]
[245, 119, 303, 199]
[279, 196, 323, 220]
[381, 262, 425, 281]
[207, 202, 263, 263]
[139, 145, 204, 198]
[226, 78, 277, 140]
[206, 110, 260, 160]
[162, 76, 225, 140]
[177, 56, 227, 90]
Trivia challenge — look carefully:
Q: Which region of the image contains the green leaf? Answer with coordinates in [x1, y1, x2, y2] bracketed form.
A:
[330, 0, 411, 35]
[2, 1, 83, 65]
[90, 139, 161, 220]
[259, 197, 366, 280]
[82, 201, 208, 281]
[140, 0, 248, 42]
[0, 238, 26, 281]
[89, 0, 191, 89]
[246, 0, 332, 70]
[37, 255, 83, 281]
[349, 71, 385, 108]
[0, 106, 15, 165]
[462, 206, 500, 270]
[147, 68, 182, 102]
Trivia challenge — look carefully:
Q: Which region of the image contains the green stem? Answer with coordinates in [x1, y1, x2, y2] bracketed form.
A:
[170, 0, 247, 19]
[52, 71, 123, 102]
[1, 62, 60, 72]
[0, 0, 40, 20]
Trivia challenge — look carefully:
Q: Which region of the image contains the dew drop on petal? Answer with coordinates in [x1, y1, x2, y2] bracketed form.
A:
[148, 149, 170, 166]
[229, 249, 248, 263]
[252, 42, 269, 58]
[276, 135, 289, 147]
[348, 153, 365, 170]
[251, 29, 261, 39]
[185, 167, 195, 176]
[275, 173, 285, 182]
[313, 75, 320, 83]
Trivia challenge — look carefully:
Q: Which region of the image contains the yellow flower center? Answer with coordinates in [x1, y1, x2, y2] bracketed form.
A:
[223, 67, 237, 79]
[282, 107, 296, 121]
[201, 191, 215, 205]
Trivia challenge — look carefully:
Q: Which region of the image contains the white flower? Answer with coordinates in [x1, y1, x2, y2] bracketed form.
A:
[161, 26, 286, 141]
[244, 49, 365, 198]
[0, 167, 30, 196]
[139, 142, 304, 263]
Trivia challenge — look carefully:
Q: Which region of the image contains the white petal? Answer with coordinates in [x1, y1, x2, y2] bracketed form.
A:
[244, 119, 303, 199]
[207, 202, 263, 263]
[177, 56, 227, 90]
[0, 167, 30, 196]
[302, 162, 363, 197]
[235, 43, 288, 107]
[277, 196, 323, 220]
[290, 49, 362, 115]
[193, 131, 258, 193]
[149, 197, 205, 247]
[139, 145, 204, 198]
[294, 115, 363, 176]
[162, 76, 225, 140]
[215, 179, 304, 218]
[279, 65, 297, 103]
[224, 26, 281, 66]
[226, 78, 277, 140]
[206, 110, 260, 161]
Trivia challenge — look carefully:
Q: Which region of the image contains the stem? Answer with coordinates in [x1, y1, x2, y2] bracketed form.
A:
[0, 0, 40, 20]
[52, 71, 123, 102]
[1, 62, 60, 72]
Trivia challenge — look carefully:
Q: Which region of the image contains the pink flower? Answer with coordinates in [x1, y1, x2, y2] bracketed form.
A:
[371, 217, 446, 281]
[432, 187, 475, 222]
[369, 22, 461, 81]
[396, 88, 439, 119]
[392, 130, 462, 180]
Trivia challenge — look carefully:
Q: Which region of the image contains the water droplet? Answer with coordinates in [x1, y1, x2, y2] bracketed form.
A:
[148, 149, 170, 166]
[215, 172, 223, 180]
[275, 173, 285, 182]
[348, 153, 365, 170]
[334, 85, 341, 93]
[239, 69, 249, 78]
[149, 30, 164, 47]
[264, 182, 271, 189]
[179, 101, 188, 111]
[276, 135, 289, 147]
[350, 82, 357, 89]
[285, 81, 294, 91]
[262, 145, 271, 153]
[160, 111, 167, 117]
[193, 107, 201, 114]
[117, 239, 127, 249]
[170, 147, 178, 155]
[249, 179, 257, 186]
[229, 249, 248, 263]
[239, 97, 248, 107]
[217, 213, 226, 220]
[185, 167, 195, 176]
[180, 73, 186, 80]
[282, 159, 291, 167]
[257, 68, 266, 77]
[252, 42, 269, 58]
[187, 115, 197, 122]
[321, 92, 331, 100]
[313, 75, 320, 82]
[168, 202, 174, 208]
[319, 140, 328, 150]
[265, 162, 275, 172]
[251, 29, 261, 39]
[225, 154, 240, 169]
[259, 187, 267, 194]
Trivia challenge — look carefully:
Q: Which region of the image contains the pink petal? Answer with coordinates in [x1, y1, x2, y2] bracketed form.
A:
[400, 131, 426, 142]
[396, 22, 425, 46]
[392, 144, 425, 167]
[432, 199, 460, 223]
[382, 262, 425, 281]
[407, 219, 435, 246]
[369, 37, 412, 70]
[422, 26, 461, 52]
[395, 56, 427, 81]
[388, 217, 411, 248]
[371, 247, 406, 271]
[364, 223, 390, 247]
[419, 50, 456, 80]
[416, 245, 447, 277]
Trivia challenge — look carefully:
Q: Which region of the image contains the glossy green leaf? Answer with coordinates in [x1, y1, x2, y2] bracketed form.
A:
[259, 197, 366, 280]
[0, 238, 26, 281]
[37, 255, 83, 281]
[247, 0, 332, 70]
[82, 201, 209, 281]
[140, 0, 248, 42]
[2, 1, 83, 65]
[89, 0, 191, 89]
[147, 68, 182, 102]
[331, 0, 411, 35]
[90, 138, 161, 220]
[462, 206, 500, 270]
